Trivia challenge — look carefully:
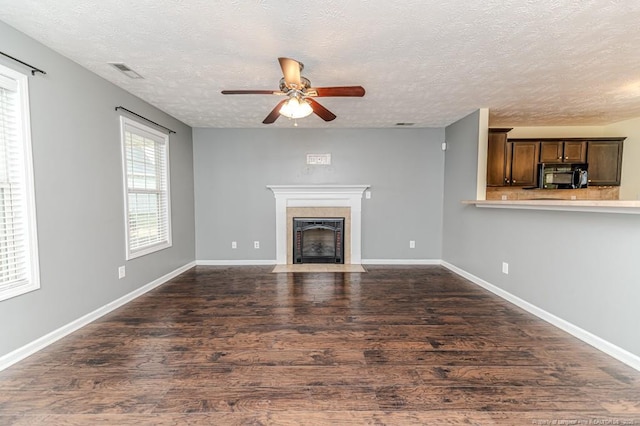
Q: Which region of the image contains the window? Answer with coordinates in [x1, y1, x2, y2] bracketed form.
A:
[0, 64, 40, 301]
[120, 116, 171, 259]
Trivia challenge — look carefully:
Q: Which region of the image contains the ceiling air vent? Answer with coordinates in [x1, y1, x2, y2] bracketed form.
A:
[395, 122, 415, 126]
[108, 62, 143, 79]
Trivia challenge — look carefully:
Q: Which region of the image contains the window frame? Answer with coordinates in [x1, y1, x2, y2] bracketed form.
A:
[119, 116, 172, 260]
[0, 64, 40, 302]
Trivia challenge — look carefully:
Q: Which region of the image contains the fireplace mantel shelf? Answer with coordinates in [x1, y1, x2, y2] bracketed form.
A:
[267, 184, 369, 265]
[267, 185, 370, 195]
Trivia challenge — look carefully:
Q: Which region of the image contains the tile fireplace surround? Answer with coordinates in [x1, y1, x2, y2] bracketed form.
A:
[267, 185, 369, 265]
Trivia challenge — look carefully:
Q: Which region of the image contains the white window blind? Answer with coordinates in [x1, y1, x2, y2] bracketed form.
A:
[120, 116, 171, 259]
[0, 65, 40, 301]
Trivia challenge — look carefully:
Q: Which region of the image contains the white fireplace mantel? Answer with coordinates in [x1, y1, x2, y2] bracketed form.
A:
[267, 185, 370, 265]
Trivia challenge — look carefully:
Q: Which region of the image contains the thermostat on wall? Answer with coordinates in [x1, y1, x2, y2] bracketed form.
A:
[306, 153, 331, 165]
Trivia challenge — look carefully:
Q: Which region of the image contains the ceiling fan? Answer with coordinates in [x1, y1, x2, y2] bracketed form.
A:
[221, 57, 365, 124]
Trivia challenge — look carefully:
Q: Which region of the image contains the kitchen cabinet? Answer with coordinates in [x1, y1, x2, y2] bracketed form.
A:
[486, 128, 510, 186]
[587, 140, 624, 186]
[487, 129, 538, 187]
[540, 141, 586, 163]
[486, 135, 625, 189]
[507, 141, 539, 186]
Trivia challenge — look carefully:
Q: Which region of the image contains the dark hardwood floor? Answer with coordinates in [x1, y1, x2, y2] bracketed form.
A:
[0, 265, 639, 425]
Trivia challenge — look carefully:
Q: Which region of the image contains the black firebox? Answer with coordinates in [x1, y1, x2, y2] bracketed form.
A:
[293, 217, 345, 264]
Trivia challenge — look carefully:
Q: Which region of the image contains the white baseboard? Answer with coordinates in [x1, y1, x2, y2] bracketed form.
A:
[0, 261, 196, 372]
[199, 259, 442, 266]
[441, 260, 640, 372]
[362, 259, 441, 265]
[197, 259, 441, 266]
[196, 260, 276, 266]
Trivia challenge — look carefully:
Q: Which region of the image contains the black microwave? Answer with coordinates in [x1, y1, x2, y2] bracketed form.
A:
[538, 163, 588, 189]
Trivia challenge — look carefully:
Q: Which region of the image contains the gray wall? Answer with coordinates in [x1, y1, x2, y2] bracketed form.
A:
[193, 128, 445, 261]
[443, 111, 640, 358]
[0, 21, 195, 357]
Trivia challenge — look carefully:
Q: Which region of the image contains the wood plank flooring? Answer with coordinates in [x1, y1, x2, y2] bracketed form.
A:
[271, 264, 367, 273]
[1, 265, 639, 425]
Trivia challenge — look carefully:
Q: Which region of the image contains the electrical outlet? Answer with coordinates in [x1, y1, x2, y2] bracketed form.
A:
[365, 191, 371, 199]
[118, 266, 126, 279]
[254, 241, 260, 249]
[231, 241, 237, 249]
[502, 262, 509, 275]
[409, 240, 416, 249]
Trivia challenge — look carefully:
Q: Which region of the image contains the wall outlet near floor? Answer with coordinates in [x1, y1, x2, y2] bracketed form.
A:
[118, 266, 126, 279]
[409, 240, 416, 249]
[502, 262, 509, 275]
[231, 241, 237, 249]
[254, 241, 260, 249]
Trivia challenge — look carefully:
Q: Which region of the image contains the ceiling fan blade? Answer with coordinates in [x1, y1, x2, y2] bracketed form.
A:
[307, 98, 336, 122]
[221, 90, 283, 95]
[263, 99, 288, 124]
[310, 86, 366, 97]
[278, 57, 303, 90]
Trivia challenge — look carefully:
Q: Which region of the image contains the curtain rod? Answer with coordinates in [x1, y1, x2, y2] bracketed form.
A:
[115, 106, 176, 134]
[0, 51, 46, 76]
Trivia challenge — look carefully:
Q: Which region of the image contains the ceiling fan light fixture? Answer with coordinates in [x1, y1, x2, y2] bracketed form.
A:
[279, 97, 313, 119]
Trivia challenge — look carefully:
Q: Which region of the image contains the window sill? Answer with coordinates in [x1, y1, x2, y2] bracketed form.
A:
[462, 199, 640, 215]
[126, 241, 172, 260]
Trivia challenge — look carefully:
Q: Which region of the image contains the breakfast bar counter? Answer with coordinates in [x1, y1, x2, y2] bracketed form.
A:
[463, 199, 640, 215]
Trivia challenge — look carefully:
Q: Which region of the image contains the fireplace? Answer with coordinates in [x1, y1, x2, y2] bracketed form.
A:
[293, 218, 344, 264]
[266, 184, 369, 265]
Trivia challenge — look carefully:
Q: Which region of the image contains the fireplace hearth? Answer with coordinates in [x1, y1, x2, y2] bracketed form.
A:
[293, 218, 344, 264]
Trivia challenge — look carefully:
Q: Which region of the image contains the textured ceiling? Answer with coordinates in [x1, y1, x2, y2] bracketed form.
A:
[2, 0, 640, 128]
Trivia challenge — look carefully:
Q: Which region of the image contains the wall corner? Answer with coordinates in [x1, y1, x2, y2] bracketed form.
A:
[476, 108, 489, 200]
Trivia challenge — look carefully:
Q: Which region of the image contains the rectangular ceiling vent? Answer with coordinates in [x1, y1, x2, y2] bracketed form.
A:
[108, 62, 144, 79]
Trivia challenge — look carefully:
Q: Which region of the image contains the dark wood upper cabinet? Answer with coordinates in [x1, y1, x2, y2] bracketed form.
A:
[487, 129, 538, 187]
[509, 141, 539, 186]
[486, 128, 510, 186]
[539, 141, 562, 162]
[540, 141, 586, 163]
[587, 140, 624, 186]
[487, 135, 625, 188]
[564, 141, 587, 162]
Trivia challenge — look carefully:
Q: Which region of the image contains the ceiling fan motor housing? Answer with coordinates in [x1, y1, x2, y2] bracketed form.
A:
[280, 77, 311, 93]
